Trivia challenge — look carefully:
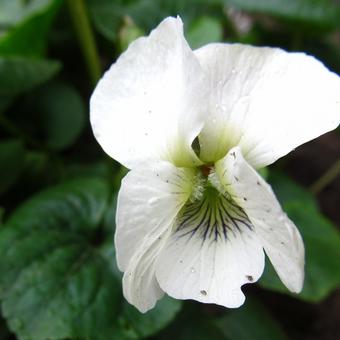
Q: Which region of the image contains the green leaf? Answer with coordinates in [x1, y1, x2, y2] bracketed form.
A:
[0, 178, 123, 340]
[187, 16, 223, 49]
[35, 82, 86, 150]
[258, 166, 269, 180]
[0, 177, 182, 339]
[0, 314, 12, 340]
[259, 172, 340, 302]
[119, 297, 182, 339]
[226, 0, 340, 28]
[86, 0, 124, 42]
[0, 0, 62, 57]
[0, 139, 25, 195]
[267, 171, 317, 208]
[65, 161, 113, 182]
[0, 0, 56, 28]
[17, 151, 52, 194]
[0, 95, 13, 113]
[156, 302, 224, 340]
[0, 57, 61, 96]
[0, 0, 61, 106]
[87, 0, 225, 42]
[214, 298, 288, 340]
[160, 298, 284, 340]
[0, 207, 4, 225]
[0, 0, 21, 27]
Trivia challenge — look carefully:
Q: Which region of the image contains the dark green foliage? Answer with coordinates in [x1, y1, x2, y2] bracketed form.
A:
[260, 172, 340, 302]
[0, 178, 121, 339]
[0, 57, 61, 96]
[214, 298, 288, 340]
[186, 16, 224, 49]
[0, 139, 25, 195]
[34, 82, 86, 150]
[226, 0, 340, 29]
[86, 0, 225, 42]
[0, 178, 181, 339]
[0, 0, 62, 57]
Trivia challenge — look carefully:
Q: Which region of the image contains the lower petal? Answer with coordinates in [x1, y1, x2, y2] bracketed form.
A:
[215, 147, 305, 293]
[155, 188, 264, 308]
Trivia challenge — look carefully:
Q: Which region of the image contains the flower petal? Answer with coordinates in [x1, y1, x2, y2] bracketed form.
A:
[215, 146, 305, 293]
[115, 161, 195, 311]
[90, 16, 208, 169]
[121, 232, 167, 313]
[155, 188, 264, 308]
[195, 43, 340, 167]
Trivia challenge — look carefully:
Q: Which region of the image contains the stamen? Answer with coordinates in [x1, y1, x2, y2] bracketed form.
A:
[189, 173, 205, 202]
[208, 170, 225, 195]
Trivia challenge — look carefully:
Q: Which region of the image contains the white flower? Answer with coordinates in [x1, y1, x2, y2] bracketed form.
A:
[90, 17, 340, 312]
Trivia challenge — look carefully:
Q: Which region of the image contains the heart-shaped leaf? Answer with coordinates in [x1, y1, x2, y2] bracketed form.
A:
[0, 178, 122, 339]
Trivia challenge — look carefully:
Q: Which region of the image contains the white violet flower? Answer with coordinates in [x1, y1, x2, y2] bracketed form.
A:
[90, 17, 340, 312]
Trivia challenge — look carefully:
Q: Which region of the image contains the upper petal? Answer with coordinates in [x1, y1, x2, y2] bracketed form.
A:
[115, 161, 196, 311]
[90, 16, 208, 169]
[215, 147, 305, 293]
[195, 43, 340, 167]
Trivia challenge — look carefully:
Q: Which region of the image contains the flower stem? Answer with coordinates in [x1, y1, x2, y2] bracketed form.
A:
[310, 158, 340, 194]
[66, 0, 101, 86]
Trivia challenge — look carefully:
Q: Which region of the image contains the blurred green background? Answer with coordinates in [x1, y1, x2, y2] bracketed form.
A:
[0, 0, 339, 339]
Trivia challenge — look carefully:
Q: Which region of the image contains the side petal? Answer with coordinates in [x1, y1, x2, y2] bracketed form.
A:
[115, 161, 196, 312]
[195, 43, 340, 167]
[215, 146, 305, 293]
[155, 189, 265, 308]
[122, 231, 168, 313]
[90, 16, 208, 169]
